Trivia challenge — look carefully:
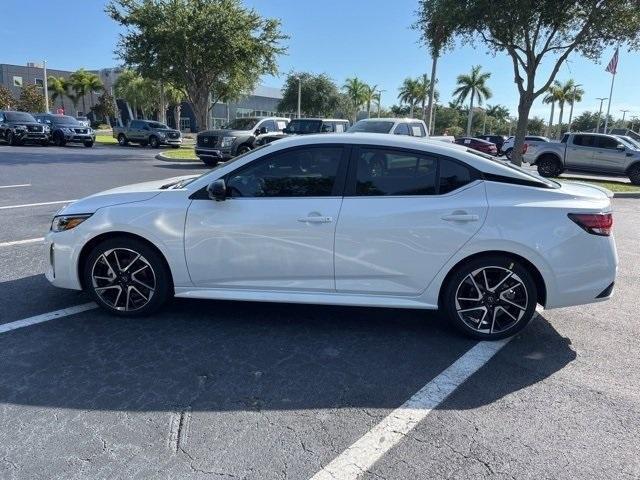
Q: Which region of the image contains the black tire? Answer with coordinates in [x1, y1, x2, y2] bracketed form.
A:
[441, 255, 538, 340]
[54, 133, 66, 147]
[236, 144, 251, 155]
[536, 155, 563, 177]
[149, 136, 160, 148]
[504, 148, 513, 160]
[7, 131, 18, 146]
[41, 139, 50, 146]
[140, 141, 148, 147]
[117, 134, 128, 146]
[84, 141, 94, 148]
[201, 157, 219, 167]
[83, 236, 172, 317]
[628, 164, 640, 186]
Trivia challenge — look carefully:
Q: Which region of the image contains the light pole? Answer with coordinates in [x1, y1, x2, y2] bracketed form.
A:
[43, 60, 49, 113]
[620, 109, 630, 129]
[567, 83, 582, 132]
[376, 89, 386, 118]
[595, 97, 608, 132]
[297, 78, 301, 118]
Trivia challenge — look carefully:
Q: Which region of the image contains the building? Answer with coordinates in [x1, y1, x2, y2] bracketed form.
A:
[0, 62, 288, 132]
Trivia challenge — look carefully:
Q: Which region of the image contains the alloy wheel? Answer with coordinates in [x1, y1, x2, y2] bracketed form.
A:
[91, 248, 156, 311]
[454, 266, 529, 334]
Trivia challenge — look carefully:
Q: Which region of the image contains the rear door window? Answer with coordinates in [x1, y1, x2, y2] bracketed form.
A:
[596, 136, 622, 150]
[572, 135, 597, 147]
[393, 123, 410, 136]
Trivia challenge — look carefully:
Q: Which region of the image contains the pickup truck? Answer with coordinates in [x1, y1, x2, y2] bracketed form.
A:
[113, 119, 182, 148]
[523, 132, 640, 185]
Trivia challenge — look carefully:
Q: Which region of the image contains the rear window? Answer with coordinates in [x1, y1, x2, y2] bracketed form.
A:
[573, 135, 596, 147]
[349, 120, 395, 134]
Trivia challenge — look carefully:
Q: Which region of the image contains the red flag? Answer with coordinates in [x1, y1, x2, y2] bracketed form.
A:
[606, 48, 619, 75]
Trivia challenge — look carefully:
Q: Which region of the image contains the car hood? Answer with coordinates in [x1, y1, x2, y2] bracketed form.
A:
[57, 175, 198, 215]
[200, 129, 252, 137]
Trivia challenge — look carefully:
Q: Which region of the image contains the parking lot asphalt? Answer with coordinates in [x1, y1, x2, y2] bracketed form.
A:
[0, 144, 638, 480]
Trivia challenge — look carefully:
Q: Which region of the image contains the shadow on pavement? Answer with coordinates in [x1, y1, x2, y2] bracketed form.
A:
[0, 287, 575, 413]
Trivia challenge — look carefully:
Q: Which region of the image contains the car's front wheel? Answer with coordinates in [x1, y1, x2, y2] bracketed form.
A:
[442, 255, 538, 340]
[117, 134, 128, 146]
[84, 141, 94, 148]
[149, 136, 160, 148]
[83, 237, 172, 316]
[628, 164, 640, 186]
[201, 157, 219, 167]
[536, 155, 563, 177]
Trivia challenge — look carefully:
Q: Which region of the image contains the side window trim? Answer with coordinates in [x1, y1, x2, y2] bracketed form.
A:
[344, 144, 480, 197]
[222, 144, 351, 198]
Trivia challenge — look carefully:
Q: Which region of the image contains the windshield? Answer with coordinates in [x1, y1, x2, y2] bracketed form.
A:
[52, 115, 81, 126]
[287, 119, 322, 134]
[148, 122, 169, 129]
[225, 118, 259, 130]
[465, 148, 560, 188]
[348, 120, 394, 134]
[6, 112, 37, 122]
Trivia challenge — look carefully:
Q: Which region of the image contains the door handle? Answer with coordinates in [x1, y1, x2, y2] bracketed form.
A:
[441, 213, 479, 222]
[298, 216, 333, 224]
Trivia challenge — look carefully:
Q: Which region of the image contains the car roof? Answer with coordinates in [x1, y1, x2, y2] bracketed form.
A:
[355, 117, 423, 124]
[292, 118, 349, 122]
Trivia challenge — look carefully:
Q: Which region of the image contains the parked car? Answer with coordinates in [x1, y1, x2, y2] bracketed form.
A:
[523, 132, 640, 184]
[195, 117, 289, 166]
[502, 135, 549, 160]
[476, 134, 506, 153]
[614, 134, 640, 150]
[112, 120, 182, 149]
[455, 137, 498, 155]
[256, 118, 350, 146]
[349, 118, 429, 137]
[76, 116, 90, 128]
[34, 114, 95, 147]
[0, 111, 49, 146]
[45, 133, 617, 341]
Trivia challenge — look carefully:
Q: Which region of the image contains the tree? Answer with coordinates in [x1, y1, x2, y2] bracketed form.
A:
[16, 84, 46, 112]
[69, 69, 94, 115]
[543, 83, 561, 138]
[91, 91, 118, 125]
[278, 72, 340, 117]
[107, 0, 287, 132]
[398, 77, 424, 118]
[86, 73, 104, 109]
[527, 117, 546, 136]
[164, 83, 186, 130]
[363, 84, 379, 118]
[48, 76, 69, 111]
[114, 69, 144, 119]
[558, 79, 584, 134]
[0, 85, 13, 109]
[452, 65, 492, 136]
[572, 111, 608, 132]
[342, 77, 368, 122]
[416, 0, 640, 165]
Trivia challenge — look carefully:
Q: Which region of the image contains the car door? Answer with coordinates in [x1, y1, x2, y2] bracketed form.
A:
[565, 134, 596, 170]
[592, 135, 628, 173]
[184, 145, 349, 291]
[334, 146, 488, 295]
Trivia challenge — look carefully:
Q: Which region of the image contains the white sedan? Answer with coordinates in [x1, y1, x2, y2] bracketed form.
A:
[45, 133, 617, 340]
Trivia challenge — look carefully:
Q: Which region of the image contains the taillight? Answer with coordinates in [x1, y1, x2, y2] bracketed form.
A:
[568, 213, 613, 236]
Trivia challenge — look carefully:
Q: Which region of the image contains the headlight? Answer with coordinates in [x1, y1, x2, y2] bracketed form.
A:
[14, 125, 26, 130]
[221, 136, 235, 148]
[51, 214, 92, 232]
[157, 132, 166, 138]
[43, 125, 50, 132]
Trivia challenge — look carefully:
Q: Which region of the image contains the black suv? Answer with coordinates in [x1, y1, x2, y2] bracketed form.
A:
[257, 118, 350, 146]
[0, 111, 49, 146]
[34, 114, 95, 147]
[476, 135, 506, 153]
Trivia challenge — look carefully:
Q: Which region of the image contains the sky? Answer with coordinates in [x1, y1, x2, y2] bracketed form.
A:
[2, 0, 638, 122]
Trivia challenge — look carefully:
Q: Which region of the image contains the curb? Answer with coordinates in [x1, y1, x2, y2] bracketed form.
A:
[613, 192, 640, 198]
[155, 151, 200, 163]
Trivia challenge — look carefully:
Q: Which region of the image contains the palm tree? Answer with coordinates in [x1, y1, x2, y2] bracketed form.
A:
[69, 69, 93, 115]
[452, 65, 492, 136]
[398, 78, 423, 118]
[554, 80, 584, 137]
[48, 76, 68, 111]
[85, 73, 104, 111]
[115, 69, 145, 120]
[164, 83, 185, 129]
[343, 77, 368, 122]
[543, 83, 562, 138]
[363, 84, 379, 118]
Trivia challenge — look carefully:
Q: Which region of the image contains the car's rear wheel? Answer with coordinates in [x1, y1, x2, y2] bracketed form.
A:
[236, 144, 251, 155]
[117, 134, 128, 146]
[628, 164, 640, 186]
[503, 148, 513, 160]
[83, 237, 172, 316]
[149, 136, 160, 148]
[536, 155, 563, 177]
[442, 255, 538, 340]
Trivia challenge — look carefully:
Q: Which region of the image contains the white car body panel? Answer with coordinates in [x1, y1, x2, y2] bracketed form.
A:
[45, 133, 618, 314]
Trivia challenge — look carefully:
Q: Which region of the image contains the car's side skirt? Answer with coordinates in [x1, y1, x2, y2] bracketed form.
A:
[174, 287, 438, 310]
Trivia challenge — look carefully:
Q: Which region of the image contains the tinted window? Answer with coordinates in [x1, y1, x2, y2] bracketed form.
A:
[393, 123, 410, 136]
[596, 136, 622, 150]
[355, 148, 437, 196]
[226, 147, 343, 198]
[439, 159, 473, 194]
[227, 118, 259, 130]
[261, 120, 277, 132]
[561, 134, 569, 143]
[573, 135, 596, 147]
[130, 120, 143, 129]
[349, 120, 394, 133]
[148, 122, 169, 129]
[287, 119, 322, 134]
[410, 123, 427, 137]
[5, 112, 37, 122]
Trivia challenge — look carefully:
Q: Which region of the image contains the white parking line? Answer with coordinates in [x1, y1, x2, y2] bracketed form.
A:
[309, 338, 512, 480]
[0, 237, 44, 247]
[0, 303, 98, 335]
[0, 200, 76, 210]
[0, 183, 31, 189]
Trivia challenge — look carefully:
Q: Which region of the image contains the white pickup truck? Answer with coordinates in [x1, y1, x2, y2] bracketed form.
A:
[523, 132, 640, 185]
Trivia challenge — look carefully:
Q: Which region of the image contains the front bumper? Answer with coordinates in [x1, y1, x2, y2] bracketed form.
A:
[44, 230, 83, 291]
[62, 133, 95, 144]
[195, 147, 232, 160]
[15, 130, 49, 142]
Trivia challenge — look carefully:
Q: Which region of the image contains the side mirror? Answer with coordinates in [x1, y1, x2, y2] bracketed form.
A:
[282, 127, 291, 134]
[616, 144, 626, 151]
[207, 179, 227, 201]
